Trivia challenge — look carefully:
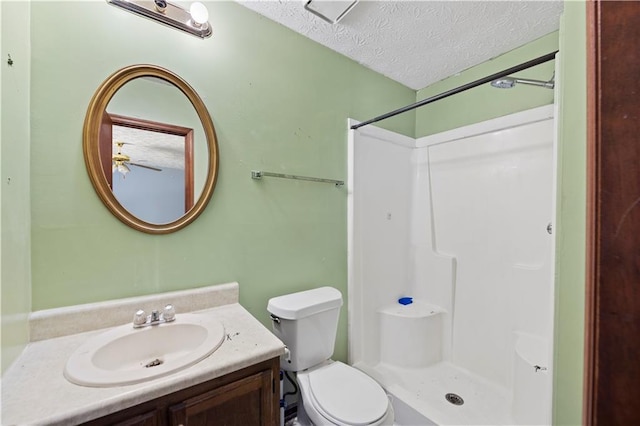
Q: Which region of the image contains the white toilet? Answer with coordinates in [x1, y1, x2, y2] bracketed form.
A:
[268, 287, 394, 426]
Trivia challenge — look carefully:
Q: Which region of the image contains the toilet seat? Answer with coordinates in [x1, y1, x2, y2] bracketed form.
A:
[301, 361, 389, 425]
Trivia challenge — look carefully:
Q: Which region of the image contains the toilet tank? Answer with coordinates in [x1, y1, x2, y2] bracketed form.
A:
[267, 287, 343, 372]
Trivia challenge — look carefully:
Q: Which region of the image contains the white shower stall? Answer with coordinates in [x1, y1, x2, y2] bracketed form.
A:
[347, 105, 556, 425]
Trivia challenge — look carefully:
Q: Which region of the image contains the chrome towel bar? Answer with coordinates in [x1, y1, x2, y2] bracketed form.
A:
[251, 170, 344, 187]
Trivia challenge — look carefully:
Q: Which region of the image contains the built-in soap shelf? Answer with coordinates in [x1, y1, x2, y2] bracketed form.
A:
[378, 300, 445, 368]
[378, 300, 444, 318]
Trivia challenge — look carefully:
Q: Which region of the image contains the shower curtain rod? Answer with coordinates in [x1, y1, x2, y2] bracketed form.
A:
[351, 50, 558, 130]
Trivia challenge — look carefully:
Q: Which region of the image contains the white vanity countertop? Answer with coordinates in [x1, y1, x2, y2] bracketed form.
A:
[1, 282, 285, 426]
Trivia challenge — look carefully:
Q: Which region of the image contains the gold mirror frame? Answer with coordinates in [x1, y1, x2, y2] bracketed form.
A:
[83, 64, 218, 234]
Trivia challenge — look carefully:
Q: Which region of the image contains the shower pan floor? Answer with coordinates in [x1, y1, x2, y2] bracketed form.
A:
[356, 361, 514, 426]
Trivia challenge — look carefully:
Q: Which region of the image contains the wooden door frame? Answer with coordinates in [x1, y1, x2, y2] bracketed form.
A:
[585, 1, 640, 424]
[108, 113, 195, 212]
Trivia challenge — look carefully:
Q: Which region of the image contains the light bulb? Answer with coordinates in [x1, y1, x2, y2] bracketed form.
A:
[117, 163, 130, 177]
[190, 2, 209, 26]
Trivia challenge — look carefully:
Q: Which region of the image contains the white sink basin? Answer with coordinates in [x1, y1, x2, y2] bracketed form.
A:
[64, 313, 225, 387]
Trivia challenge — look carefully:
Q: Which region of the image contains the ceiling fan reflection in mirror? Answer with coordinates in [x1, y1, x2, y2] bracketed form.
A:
[112, 141, 162, 177]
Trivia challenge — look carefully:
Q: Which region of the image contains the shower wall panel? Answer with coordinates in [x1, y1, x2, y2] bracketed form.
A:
[425, 118, 554, 389]
[349, 124, 415, 365]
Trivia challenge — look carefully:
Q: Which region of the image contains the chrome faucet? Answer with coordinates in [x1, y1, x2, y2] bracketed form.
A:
[133, 304, 176, 328]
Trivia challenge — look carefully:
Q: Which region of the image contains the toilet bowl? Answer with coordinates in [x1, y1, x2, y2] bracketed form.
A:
[267, 287, 394, 426]
[297, 361, 394, 426]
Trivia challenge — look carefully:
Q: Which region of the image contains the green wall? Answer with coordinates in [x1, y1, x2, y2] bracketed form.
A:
[554, 2, 586, 424]
[1, 0, 32, 373]
[28, 1, 415, 365]
[415, 31, 558, 138]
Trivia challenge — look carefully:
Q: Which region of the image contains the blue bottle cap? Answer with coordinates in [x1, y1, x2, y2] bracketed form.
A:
[398, 297, 413, 305]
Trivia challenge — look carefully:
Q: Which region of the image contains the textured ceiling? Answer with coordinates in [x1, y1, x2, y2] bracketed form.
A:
[237, 0, 564, 90]
[113, 126, 185, 171]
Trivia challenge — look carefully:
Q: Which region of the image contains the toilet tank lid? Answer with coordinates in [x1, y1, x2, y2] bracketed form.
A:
[267, 287, 343, 320]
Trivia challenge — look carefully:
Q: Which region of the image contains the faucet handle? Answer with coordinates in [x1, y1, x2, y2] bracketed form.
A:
[133, 309, 147, 326]
[163, 304, 176, 321]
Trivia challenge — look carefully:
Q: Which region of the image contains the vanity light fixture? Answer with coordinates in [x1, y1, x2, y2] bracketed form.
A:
[304, 0, 359, 24]
[107, 0, 212, 39]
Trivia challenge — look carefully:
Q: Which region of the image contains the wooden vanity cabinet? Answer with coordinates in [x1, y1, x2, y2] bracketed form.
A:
[83, 358, 279, 426]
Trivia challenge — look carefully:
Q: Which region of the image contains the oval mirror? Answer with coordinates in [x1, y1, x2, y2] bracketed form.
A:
[83, 65, 218, 234]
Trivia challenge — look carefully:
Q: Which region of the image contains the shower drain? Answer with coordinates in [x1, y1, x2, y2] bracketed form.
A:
[445, 393, 464, 406]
